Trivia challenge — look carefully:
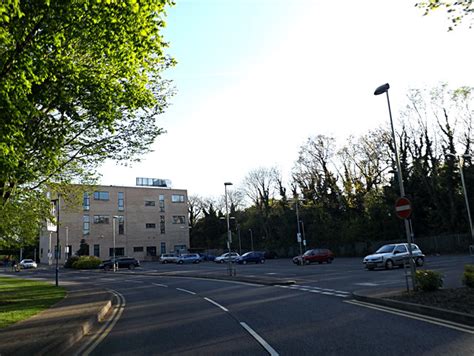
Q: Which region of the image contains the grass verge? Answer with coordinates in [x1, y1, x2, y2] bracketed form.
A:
[0, 277, 66, 328]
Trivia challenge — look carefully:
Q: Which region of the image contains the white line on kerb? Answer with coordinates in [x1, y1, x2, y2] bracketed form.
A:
[176, 287, 196, 295]
[204, 297, 229, 312]
[240, 322, 279, 356]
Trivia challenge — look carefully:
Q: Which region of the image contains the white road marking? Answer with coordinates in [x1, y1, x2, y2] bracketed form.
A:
[240, 322, 279, 356]
[204, 297, 229, 312]
[176, 287, 196, 295]
[354, 282, 379, 286]
[152, 283, 168, 288]
[77, 290, 126, 355]
[345, 300, 474, 334]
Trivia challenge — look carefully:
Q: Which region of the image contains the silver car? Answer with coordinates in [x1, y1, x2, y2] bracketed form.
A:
[159, 253, 179, 264]
[363, 243, 425, 270]
[214, 252, 240, 263]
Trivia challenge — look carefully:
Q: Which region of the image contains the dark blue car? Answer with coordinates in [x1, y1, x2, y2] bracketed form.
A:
[236, 251, 265, 264]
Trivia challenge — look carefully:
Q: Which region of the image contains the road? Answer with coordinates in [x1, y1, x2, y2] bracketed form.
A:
[16, 255, 474, 355]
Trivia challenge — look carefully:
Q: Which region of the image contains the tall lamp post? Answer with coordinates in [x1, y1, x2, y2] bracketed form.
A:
[374, 83, 416, 290]
[52, 196, 60, 287]
[446, 154, 474, 244]
[112, 215, 119, 271]
[224, 182, 233, 276]
[294, 196, 303, 262]
[248, 228, 254, 251]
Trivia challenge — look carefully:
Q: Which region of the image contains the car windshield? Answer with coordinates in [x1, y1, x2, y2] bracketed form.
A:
[303, 250, 313, 256]
[375, 244, 395, 253]
[242, 252, 252, 257]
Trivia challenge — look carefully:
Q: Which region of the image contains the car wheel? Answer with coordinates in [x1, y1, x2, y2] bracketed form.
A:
[104, 265, 111, 271]
[220, 260, 225, 264]
[260, 259, 265, 264]
[318, 261, 322, 264]
[163, 260, 168, 264]
[129, 264, 135, 270]
[385, 259, 394, 270]
[415, 257, 424, 267]
[178, 260, 183, 264]
[327, 258, 333, 264]
[367, 266, 375, 271]
[242, 260, 247, 265]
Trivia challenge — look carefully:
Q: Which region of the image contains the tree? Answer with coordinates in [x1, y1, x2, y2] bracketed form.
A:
[415, 1, 474, 30]
[0, 0, 175, 206]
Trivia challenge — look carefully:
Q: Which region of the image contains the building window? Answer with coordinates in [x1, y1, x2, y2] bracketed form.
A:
[94, 191, 109, 201]
[83, 193, 90, 211]
[109, 247, 124, 257]
[118, 216, 125, 235]
[133, 246, 144, 252]
[146, 223, 156, 229]
[171, 194, 185, 203]
[145, 200, 156, 206]
[160, 216, 165, 234]
[83, 215, 90, 235]
[172, 215, 186, 224]
[136, 177, 169, 187]
[146, 246, 157, 256]
[118, 192, 124, 211]
[94, 244, 100, 257]
[94, 215, 110, 224]
[160, 242, 166, 254]
[159, 195, 165, 212]
[174, 245, 187, 254]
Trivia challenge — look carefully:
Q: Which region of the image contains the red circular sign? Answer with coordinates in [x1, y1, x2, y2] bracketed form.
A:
[395, 197, 412, 219]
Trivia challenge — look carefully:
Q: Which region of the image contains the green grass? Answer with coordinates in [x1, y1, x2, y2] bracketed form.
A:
[0, 277, 66, 328]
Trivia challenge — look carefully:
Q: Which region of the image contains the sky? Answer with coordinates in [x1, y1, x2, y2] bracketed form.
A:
[99, 0, 474, 199]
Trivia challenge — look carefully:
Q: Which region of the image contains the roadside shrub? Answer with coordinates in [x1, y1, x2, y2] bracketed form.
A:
[71, 256, 101, 269]
[64, 255, 80, 268]
[415, 270, 443, 292]
[463, 264, 474, 288]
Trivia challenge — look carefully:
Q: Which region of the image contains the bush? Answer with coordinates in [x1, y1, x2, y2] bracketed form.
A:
[463, 264, 474, 288]
[415, 270, 443, 291]
[71, 256, 101, 269]
[64, 255, 79, 268]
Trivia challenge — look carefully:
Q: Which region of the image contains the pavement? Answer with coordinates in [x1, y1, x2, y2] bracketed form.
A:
[1, 268, 473, 355]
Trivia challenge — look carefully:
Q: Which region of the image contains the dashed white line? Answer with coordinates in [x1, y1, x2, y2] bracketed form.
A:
[176, 287, 196, 295]
[152, 283, 168, 288]
[240, 322, 279, 356]
[204, 297, 229, 312]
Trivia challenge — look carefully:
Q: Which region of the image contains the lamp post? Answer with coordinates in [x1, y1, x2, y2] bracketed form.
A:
[112, 215, 119, 271]
[374, 83, 416, 290]
[300, 220, 307, 248]
[294, 196, 303, 262]
[224, 182, 233, 276]
[446, 154, 474, 243]
[50, 196, 60, 287]
[248, 228, 254, 251]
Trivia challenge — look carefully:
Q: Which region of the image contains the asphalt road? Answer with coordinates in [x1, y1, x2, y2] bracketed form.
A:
[15, 255, 474, 355]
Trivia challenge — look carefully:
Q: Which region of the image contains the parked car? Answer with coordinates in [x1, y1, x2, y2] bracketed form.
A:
[99, 257, 140, 270]
[177, 253, 201, 264]
[19, 259, 37, 269]
[292, 249, 335, 265]
[236, 251, 265, 264]
[214, 252, 240, 263]
[159, 253, 179, 264]
[363, 243, 425, 270]
[198, 253, 216, 262]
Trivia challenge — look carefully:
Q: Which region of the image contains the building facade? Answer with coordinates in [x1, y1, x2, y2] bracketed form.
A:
[39, 184, 189, 264]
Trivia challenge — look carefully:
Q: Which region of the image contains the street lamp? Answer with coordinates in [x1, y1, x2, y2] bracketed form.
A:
[224, 182, 233, 276]
[51, 196, 60, 287]
[112, 215, 119, 271]
[446, 154, 474, 244]
[300, 220, 307, 248]
[374, 83, 416, 290]
[294, 196, 303, 262]
[248, 228, 254, 251]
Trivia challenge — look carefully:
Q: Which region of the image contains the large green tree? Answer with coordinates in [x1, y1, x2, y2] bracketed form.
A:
[0, 0, 175, 205]
[0, 0, 175, 247]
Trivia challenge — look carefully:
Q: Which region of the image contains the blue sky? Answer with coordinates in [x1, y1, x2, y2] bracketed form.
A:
[99, 0, 474, 198]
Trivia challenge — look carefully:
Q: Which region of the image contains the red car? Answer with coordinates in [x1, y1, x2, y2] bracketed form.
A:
[293, 249, 335, 265]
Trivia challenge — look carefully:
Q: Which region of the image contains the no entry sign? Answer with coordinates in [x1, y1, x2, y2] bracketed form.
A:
[395, 197, 412, 219]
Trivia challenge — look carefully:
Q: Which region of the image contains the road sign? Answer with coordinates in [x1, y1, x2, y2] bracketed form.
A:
[395, 197, 412, 219]
[297, 233, 302, 243]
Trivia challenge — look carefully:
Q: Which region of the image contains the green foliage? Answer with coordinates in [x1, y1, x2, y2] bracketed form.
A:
[415, 270, 444, 292]
[64, 255, 79, 268]
[415, 1, 473, 31]
[0, 0, 175, 207]
[463, 264, 474, 288]
[71, 256, 101, 269]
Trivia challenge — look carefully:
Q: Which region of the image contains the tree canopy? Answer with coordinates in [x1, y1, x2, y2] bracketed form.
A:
[0, 0, 175, 247]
